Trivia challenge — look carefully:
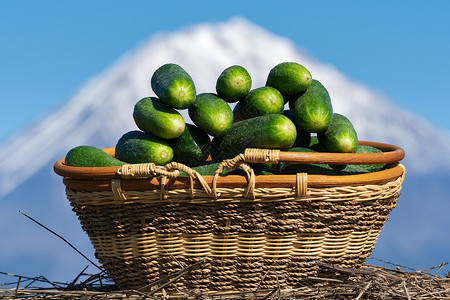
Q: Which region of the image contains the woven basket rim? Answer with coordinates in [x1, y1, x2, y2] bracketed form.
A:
[56, 141, 405, 192]
[54, 140, 405, 180]
[62, 164, 404, 192]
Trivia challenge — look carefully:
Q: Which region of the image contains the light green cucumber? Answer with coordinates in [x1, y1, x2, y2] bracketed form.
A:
[283, 109, 311, 147]
[65, 146, 126, 167]
[188, 93, 233, 137]
[233, 87, 284, 122]
[115, 130, 173, 165]
[216, 65, 252, 102]
[266, 62, 312, 95]
[150, 63, 196, 109]
[317, 113, 358, 153]
[289, 79, 333, 133]
[211, 114, 297, 162]
[133, 97, 185, 139]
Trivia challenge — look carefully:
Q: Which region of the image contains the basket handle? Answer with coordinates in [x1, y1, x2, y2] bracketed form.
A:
[117, 163, 180, 179]
[113, 160, 259, 201]
[211, 153, 256, 200]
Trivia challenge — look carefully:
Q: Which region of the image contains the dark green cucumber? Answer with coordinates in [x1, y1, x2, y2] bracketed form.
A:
[317, 113, 358, 153]
[188, 93, 233, 137]
[279, 147, 368, 175]
[289, 79, 333, 133]
[309, 135, 327, 152]
[133, 97, 185, 139]
[150, 63, 196, 109]
[283, 109, 311, 147]
[355, 145, 384, 172]
[171, 123, 212, 167]
[216, 65, 252, 102]
[178, 162, 244, 176]
[279, 147, 327, 174]
[178, 162, 221, 176]
[115, 130, 173, 165]
[266, 62, 312, 95]
[233, 87, 284, 122]
[250, 163, 278, 175]
[211, 114, 297, 162]
[323, 145, 383, 173]
[65, 146, 126, 167]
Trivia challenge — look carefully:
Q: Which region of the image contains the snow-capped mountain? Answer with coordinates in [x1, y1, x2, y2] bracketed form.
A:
[1, 17, 449, 282]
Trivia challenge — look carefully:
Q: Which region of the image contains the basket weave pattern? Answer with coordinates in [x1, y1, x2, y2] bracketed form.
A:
[54, 145, 406, 292]
[66, 168, 403, 291]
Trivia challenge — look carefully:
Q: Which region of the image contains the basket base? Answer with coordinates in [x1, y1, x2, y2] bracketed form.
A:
[65, 168, 403, 294]
[99, 254, 369, 292]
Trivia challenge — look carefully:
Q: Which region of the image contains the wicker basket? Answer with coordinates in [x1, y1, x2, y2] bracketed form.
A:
[54, 141, 405, 293]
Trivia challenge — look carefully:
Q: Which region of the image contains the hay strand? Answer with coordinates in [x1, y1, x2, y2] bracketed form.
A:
[2, 259, 449, 299]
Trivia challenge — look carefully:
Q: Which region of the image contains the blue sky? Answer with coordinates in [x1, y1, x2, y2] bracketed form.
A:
[1, 1, 450, 144]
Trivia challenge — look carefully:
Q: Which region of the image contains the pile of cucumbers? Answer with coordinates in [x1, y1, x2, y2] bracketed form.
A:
[65, 62, 384, 175]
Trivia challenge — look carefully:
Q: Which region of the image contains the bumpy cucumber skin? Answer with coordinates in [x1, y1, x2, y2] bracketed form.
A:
[65, 146, 126, 167]
[188, 93, 233, 137]
[279, 147, 368, 175]
[211, 114, 297, 162]
[133, 97, 185, 139]
[283, 109, 311, 147]
[317, 113, 358, 153]
[233, 87, 284, 122]
[216, 65, 252, 102]
[289, 79, 333, 133]
[266, 62, 312, 95]
[150, 63, 196, 109]
[115, 130, 173, 165]
[171, 124, 212, 167]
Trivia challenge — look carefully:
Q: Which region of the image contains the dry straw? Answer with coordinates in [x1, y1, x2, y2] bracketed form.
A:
[2, 261, 449, 299]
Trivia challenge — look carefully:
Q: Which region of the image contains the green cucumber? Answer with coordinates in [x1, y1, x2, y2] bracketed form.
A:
[289, 79, 333, 133]
[188, 93, 233, 137]
[150, 63, 196, 109]
[211, 114, 297, 162]
[283, 109, 311, 147]
[355, 145, 384, 172]
[250, 163, 278, 175]
[266, 62, 312, 95]
[177, 162, 221, 176]
[177, 162, 245, 176]
[115, 130, 173, 165]
[279, 147, 368, 175]
[233, 87, 284, 122]
[133, 97, 185, 139]
[216, 65, 252, 102]
[171, 124, 212, 167]
[65, 146, 126, 167]
[325, 145, 384, 173]
[317, 113, 358, 153]
[309, 135, 327, 152]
